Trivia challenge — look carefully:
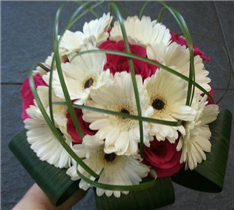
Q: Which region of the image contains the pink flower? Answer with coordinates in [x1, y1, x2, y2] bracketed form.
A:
[67, 108, 96, 144]
[99, 40, 157, 80]
[21, 73, 47, 119]
[143, 138, 184, 178]
[170, 32, 210, 61]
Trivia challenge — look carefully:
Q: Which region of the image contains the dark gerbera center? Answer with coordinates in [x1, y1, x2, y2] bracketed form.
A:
[104, 153, 116, 162]
[84, 78, 94, 89]
[120, 108, 130, 119]
[152, 99, 165, 110]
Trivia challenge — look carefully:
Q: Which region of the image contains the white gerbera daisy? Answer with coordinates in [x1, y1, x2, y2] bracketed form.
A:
[82, 72, 153, 156]
[59, 13, 112, 56]
[43, 44, 111, 105]
[147, 42, 211, 94]
[110, 16, 171, 47]
[66, 135, 150, 198]
[144, 69, 197, 143]
[24, 86, 72, 168]
[33, 53, 55, 76]
[177, 95, 219, 170]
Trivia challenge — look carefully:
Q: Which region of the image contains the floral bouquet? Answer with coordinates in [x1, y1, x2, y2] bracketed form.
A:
[9, 1, 233, 210]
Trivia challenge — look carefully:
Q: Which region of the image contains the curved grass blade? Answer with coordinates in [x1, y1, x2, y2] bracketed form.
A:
[53, 5, 84, 140]
[110, 2, 144, 156]
[130, 0, 197, 106]
[139, 2, 166, 24]
[58, 1, 104, 37]
[36, 62, 50, 72]
[189, 33, 234, 104]
[29, 63, 98, 178]
[76, 1, 100, 18]
[54, 102, 182, 126]
[48, 55, 56, 124]
[139, 1, 150, 19]
[47, 1, 93, 130]
[36, 59, 54, 124]
[157, 6, 167, 23]
[62, 1, 104, 35]
[52, 2, 105, 139]
[9, 130, 80, 206]
[94, 177, 175, 210]
[172, 109, 232, 192]
[158, 1, 195, 107]
[25, 2, 108, 180]
[71, 49, 214, 103]
[70, 0, 100, 18]
[115, 2, 130, 17]
[108, 2, 131, 22]
[77, 169, 157, 191]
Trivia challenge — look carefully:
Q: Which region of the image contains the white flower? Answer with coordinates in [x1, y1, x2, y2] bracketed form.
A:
[24, 86, 72, 168]
[59, 13, 112, 56]
[33, 53, 56, 76]
[147, 42, 211, 94]
[66, 135, 150, 198]
[177, 95, 219, 170]
[110, 16, 171, 47]
[43, 44, 110, 105]
[83, 72, 153, 156]
[144, 69, 197, 143]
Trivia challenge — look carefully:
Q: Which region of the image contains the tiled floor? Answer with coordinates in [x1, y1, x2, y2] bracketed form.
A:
[1, 1, 234, 210]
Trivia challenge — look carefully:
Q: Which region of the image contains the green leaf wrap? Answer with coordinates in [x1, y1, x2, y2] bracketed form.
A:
[9, 130, 79, 206]
[94, 177, 175, 210]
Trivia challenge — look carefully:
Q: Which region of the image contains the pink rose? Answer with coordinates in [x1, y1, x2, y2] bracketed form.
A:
[99, 40, 157, 80]
[21, 73, 47, 119]
[170, 32, 210, 61]
[67, 108, 96, 144]
[143, 138, 184, 178]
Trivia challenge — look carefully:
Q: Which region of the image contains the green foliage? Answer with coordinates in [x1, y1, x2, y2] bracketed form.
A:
[94, 177, 175, 210]
[9, 130, 80, 206]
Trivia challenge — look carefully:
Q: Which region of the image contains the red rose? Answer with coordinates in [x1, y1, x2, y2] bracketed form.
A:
[170, 32, 210, 61]
[143, 138, 184, 178]
[21, 73, 47, 119]
[99, 40, 157, 80]
[67, 108, 96, 144]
